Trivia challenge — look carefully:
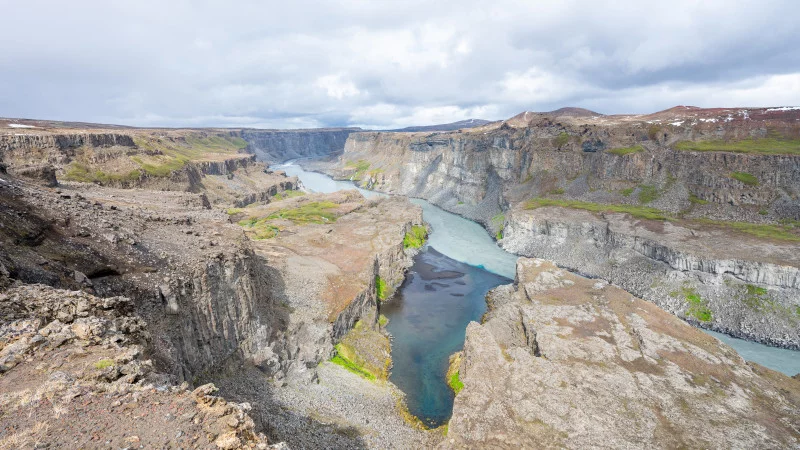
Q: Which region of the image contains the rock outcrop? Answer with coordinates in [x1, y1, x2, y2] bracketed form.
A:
[444, 258, 800, 449]
[500, 206, 800, 348]
[0, 283, 277, 449]
[241, 128, 359, 163]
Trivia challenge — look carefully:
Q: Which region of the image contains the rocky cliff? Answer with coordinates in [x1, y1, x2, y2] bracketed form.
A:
[500, 206, 800, 348]
[314, 106, 800, 349]
[241, 128, 359, 163]
[322, 107, 800, 225]
[444, 258, 800, 449]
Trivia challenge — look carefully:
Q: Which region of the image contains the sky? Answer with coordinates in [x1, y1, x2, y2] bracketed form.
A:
[1, 0, 799, 130]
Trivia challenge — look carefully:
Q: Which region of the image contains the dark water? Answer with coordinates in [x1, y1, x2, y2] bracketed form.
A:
[381, 248, 511, 427]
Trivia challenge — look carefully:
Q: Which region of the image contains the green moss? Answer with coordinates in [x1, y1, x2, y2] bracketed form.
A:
[525, 197, 668, 221]
[331, 353, 376, 381]
[448, 371, 464, 394]
[671, 286, 712, 322]
[674, 137, 800, 156]
[403, 225, 428, 249]
[378, 314, 389, 327]
[608, 145, 644, 156]
[550, 188, 565, 195]
[638, 184, 660, 204]
[496, 230, 503, 240]
[267, 201, 338, 224]
[94, 359, 114, 369]
[132, 155, 188, 177]
[730, 171, 759, 186]
[238, 217, 280, 240]
[620, 187, 634, 197]
[759, 209, 768, 216]
[376, 276, 389, 301]
[746, 285, 768, 296]
[554, 132, 570, 148]
[345, 159, 371, 180]
[689, 193, 708, 205]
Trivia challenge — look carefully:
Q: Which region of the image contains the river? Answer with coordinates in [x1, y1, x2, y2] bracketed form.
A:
[274, 161, 800, 426]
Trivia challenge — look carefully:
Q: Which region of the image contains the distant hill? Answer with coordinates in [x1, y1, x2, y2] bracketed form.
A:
[387, 118, 491, 132]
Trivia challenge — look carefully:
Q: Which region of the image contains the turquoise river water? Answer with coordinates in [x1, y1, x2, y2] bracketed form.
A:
[274, 161, 800, 426]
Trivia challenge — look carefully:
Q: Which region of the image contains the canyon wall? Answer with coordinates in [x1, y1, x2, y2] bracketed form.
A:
[500, 207, 800, 348]
[315, 107, 800, 348]
[241, 128, 359, 163]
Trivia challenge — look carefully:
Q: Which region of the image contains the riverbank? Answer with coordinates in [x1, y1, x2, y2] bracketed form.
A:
[285, 160, 800, 376]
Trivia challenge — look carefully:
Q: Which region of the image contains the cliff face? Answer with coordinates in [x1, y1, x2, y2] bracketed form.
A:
[445, 258, 800, 449]
[315, 107, 800, 348]
[326, 112, 800, 226]
[241, 128, 359, 163]
[500, 206, 800, 348]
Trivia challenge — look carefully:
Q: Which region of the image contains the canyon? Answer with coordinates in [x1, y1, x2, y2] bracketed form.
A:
[316, 106, 800, 349]
[0, 107, 799, 448]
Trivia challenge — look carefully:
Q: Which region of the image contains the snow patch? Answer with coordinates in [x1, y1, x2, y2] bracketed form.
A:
[7, 123, 36, 128]
[766, 106, 800, 112]
[670, 121, 684, 126]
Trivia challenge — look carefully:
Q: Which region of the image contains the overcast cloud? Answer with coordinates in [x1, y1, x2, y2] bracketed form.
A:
[1, 0, 799, 129]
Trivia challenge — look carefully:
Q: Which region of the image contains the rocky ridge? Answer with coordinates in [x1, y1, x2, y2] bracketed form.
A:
[444, 258, 800, 448]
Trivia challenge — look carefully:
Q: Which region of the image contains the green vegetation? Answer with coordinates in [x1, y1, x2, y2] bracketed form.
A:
[697, 219, 800, 242]
[131, 134, 248, 177]
[620, 187, 634, 197]
[131, 155, 187, 177]
[671, 286, 712, 322]
[226, 208, 243, 215]
[759, 209, 768, 216]
[375, 276, 389, 301]
[730, 171, 759, 186]
[267, 201, 338, 224]
[448, 371, 464, 394]
[674, 136, 800, 156]
[238, 217, 280, 240]
[554, 132, 570, 148]
[525, 198, 668, 221]
[64, 163, 142, 184]
[741, 284, 800, 321]
[638, 184, 660, 204]
[331, 344, 376, 381]
[491, 213, 505, 241]
[550, 188, 565, 195]
[378, 314, 389, 327]
[403, 225, 428, 249]
[742, 284, 772, 311]
[94, 359, 114, 370]
[747, 284, 767, 296]
[689, 193, 708, 205]
[345, 159, 372, 180]
[608, 145, 644, 156]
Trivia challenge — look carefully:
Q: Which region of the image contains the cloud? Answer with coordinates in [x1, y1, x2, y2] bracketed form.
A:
[315, 74, 361, 100]
[0, 0, 798, 129]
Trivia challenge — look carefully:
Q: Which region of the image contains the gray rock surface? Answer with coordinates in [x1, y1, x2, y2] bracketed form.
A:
[444, 258, 800, 449]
